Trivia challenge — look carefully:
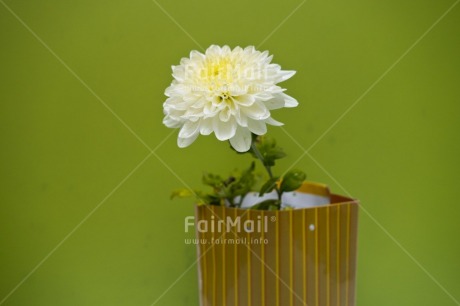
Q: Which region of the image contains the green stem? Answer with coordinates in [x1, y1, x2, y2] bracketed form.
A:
[250, 139, 282, 203]
[237, 193, 246, 208]
[250, 142, 273, 177]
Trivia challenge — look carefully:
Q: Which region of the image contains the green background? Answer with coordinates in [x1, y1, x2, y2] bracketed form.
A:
[1, 0, 459, 305]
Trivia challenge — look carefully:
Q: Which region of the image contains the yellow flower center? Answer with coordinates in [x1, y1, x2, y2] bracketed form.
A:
[201, 57, 235, 93]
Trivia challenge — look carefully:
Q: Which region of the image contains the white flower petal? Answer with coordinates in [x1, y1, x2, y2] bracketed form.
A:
[277, 70, 296, 82]
[179, 57, 190, 66]
[222, 45, 231, 55]
[203, 103, 218, 116]
[219, 108, 231, 122]
[232, 46, 243, 53]
[260, 50, 269, 59]
[254, 92, 273, 101]
[178, 132, 199, 148]
[191, 98, 205, 109]
[242, 101, 270, 120]
[200, 118, 213, 135]
[234, 110, 248, 127]
[263, 55, 273, 64]
[165, 83, 190, 96]
[265, 117, 284, 126]
[178, 120, 200, 138]
[244, 46, 255, 54]
[183, 106, 204, 120]
[233, 94, 255, 106]
[183, 94, 201, 103]
[213, 116, 236, 141]
[163, 116, 182, 128]
[264, 96, 285, 110]
[163, 104, 185, 117]
[206, 45, 221, 57]
[164, 97, 187, 110]
[190, 50, 205, 61]
[265, 85, 285, 94]
[247, 119, 267, 135]
[265, 93, 298, 109]
[281, 93, 298, 107]
[229, 87, 247, 96]
[172, 66, 185, 81]
[229, 126, 252, 152]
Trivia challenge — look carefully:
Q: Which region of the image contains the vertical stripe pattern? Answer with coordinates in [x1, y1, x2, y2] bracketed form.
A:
[195, 193, 359, 306]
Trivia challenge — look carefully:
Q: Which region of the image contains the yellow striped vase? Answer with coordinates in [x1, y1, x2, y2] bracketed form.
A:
[195, 183, 359, 306]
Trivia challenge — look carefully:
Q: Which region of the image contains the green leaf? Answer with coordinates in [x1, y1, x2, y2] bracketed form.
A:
[259, 134, 276, 147]
[229, 162, 256, 197]
[259, 177, 279, 196]
[204, 194, 222, 205]
[280, 169, 307, 192]
[267, 148, 287, 160]
[251, 135, 287, 168]
[202, 173, 224, 188]
[250, 199, 281, 210]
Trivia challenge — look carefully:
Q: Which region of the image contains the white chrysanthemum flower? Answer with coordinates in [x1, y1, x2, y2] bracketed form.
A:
[163, 45, 298, 152]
